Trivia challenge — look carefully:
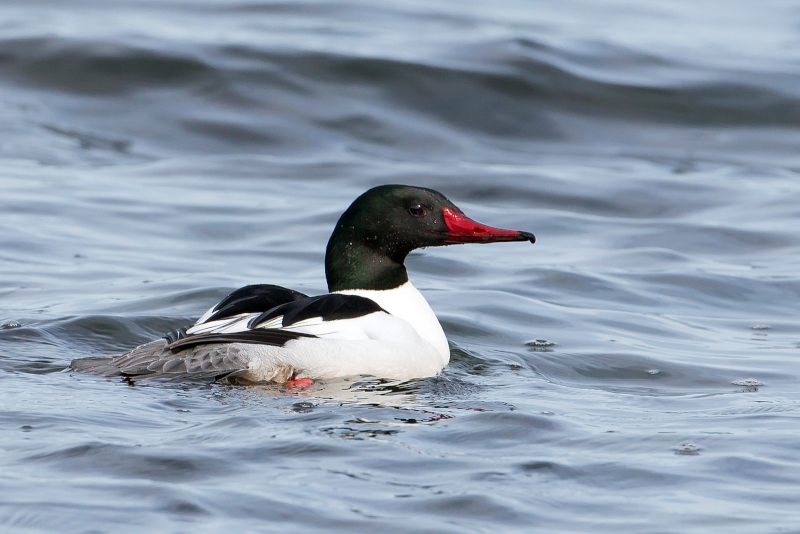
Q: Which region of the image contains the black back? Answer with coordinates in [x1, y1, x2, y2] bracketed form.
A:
[203, 284, 308, 323]
[249, 293, 386, 329]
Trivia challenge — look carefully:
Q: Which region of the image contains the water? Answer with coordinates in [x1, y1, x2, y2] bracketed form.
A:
[2, 1, 800, 532]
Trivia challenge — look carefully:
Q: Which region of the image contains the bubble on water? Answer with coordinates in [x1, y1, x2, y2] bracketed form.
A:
[526, 339, 555, 347]
[732, 378, 763, 387]
[647, 369, 660, 375]
[750, 325, 771, 330]
[1, 321, 21, 329]
[673, 442, 701, 455]
[292, 401, 315, 413]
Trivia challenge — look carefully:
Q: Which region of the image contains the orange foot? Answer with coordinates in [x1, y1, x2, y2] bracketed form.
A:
[285, 377, 313, 389]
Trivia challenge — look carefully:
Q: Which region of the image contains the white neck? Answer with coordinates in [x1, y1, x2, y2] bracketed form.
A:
[334, 281, 450, 361]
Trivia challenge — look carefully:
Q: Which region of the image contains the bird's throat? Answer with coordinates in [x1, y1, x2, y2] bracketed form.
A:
[325, 240, 409, 292]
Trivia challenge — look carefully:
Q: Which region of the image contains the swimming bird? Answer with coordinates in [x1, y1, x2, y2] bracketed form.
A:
[70, 185, 535, 385]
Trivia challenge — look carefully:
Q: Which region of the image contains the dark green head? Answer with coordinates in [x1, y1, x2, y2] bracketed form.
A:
[325, 184, 535, 292]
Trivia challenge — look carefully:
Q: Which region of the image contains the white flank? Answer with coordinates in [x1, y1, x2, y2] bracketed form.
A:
[334, 281, 450, 363]
[181, 280, 450, 381]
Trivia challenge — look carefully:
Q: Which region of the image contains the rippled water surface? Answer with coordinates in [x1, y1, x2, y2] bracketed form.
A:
[2, 1, 800, 532]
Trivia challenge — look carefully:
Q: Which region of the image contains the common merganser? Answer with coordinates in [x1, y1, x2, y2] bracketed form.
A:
[70, 185, 535, 385]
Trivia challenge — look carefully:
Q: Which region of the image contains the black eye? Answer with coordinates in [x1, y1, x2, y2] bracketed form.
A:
[408, 204, 427, 217]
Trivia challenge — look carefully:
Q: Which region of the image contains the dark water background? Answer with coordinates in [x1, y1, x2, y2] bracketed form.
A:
[2, 1, 800, 532]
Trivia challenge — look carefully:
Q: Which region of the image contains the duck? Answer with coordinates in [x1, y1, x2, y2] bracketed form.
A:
[70, 184, 535, 385]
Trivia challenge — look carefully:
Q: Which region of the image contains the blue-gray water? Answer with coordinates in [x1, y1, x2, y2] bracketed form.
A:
[2, 1, 800, 532]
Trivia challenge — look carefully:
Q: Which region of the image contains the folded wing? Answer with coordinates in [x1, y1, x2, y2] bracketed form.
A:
[71, 290, 401, 381]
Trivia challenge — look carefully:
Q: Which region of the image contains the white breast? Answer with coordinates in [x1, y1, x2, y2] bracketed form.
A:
[334, 281, 450, 363]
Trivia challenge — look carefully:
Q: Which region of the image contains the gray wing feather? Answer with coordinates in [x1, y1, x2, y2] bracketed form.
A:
[72, 339, 250, 380]
[69, 355, 124, 377]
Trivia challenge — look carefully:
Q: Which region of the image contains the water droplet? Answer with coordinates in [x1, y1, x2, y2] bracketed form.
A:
[732, 378, 763, 387]
[673, 442, 700, 455]
[647, 369, 660, 375]
[750, 325, 771, 330]
[1, 321, 21, 329]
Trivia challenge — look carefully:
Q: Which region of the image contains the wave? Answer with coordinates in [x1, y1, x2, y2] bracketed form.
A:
[2, 35, 799, 157]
